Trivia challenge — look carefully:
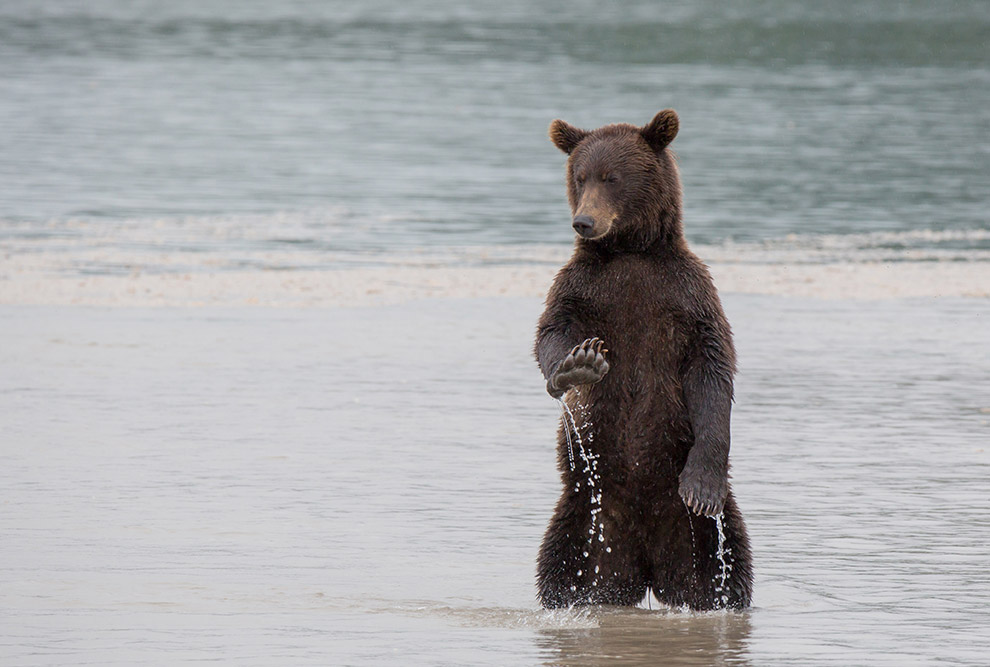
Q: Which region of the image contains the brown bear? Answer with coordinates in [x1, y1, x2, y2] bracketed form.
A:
[534, 109, 753, 610]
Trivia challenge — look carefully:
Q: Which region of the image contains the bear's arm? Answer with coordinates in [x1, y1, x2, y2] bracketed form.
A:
[534, 303, 581, 382]
[678, 319, 736, 516]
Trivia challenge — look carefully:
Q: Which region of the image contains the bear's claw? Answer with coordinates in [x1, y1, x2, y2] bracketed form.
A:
[547, 337, 610, 399]
[678, 466, 728, 517]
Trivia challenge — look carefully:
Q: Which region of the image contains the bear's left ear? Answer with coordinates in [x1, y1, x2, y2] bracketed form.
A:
[641, 109, 679, 153]
[549, 119, 590, 155]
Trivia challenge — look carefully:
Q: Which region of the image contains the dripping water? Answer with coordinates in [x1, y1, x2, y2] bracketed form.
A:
[713, 512, 732, 608]
[557, 399, 578, 471]
[685, 505, 699, 591]
[557, 394, 606, 591]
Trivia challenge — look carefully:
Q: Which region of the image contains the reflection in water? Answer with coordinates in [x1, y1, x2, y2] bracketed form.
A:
[538, 608, 751, 667]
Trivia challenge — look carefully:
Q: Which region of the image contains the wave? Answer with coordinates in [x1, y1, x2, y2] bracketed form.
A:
[3, 7, 988, 68]
[3, 213, 989, 278]
[697, 228, 990, 265]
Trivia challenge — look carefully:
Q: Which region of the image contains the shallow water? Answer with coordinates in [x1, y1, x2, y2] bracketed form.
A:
[2, 295, 988, 664]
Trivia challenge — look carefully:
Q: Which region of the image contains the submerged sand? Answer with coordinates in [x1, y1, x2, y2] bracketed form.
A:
[2, 251, 988, 307]
[4, 221, 989, 306]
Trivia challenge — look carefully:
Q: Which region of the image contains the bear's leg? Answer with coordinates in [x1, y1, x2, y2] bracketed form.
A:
[537, 497, 648, 608]
[650, 490, 752, 611]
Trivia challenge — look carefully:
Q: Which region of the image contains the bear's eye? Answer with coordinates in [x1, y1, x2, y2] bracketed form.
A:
[576, 173, 586, 185]
[603, 173, 618, 184]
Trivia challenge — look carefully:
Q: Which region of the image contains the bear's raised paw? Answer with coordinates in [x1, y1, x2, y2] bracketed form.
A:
[547, 337, 610, 399]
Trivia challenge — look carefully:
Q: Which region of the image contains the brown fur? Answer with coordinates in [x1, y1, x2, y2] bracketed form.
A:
[535, 110, 753, 610]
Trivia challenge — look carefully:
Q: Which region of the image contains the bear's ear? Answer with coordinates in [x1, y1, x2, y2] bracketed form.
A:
[641, 109, 679, 152]
[549, 119, 589, 155]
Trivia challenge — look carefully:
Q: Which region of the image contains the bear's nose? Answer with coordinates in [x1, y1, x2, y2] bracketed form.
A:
[572, 215, 595, 237]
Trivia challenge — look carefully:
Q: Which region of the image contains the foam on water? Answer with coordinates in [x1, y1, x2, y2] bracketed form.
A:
[3, 216, 989, 275]
[3, 217, 987, 306]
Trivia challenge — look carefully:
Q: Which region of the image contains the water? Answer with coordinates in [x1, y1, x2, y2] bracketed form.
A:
[559, 395, 607, 590]
[558, 397, 607, 593]
[2, 296, 988, 664]
[1, 0, 988, 253]
[558, 399, 579, 471]
[714, 514, 731, 609]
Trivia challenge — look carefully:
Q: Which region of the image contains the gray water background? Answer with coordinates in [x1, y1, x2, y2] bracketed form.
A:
[2, 297, 989, 664]
[1, 0, 988, 258]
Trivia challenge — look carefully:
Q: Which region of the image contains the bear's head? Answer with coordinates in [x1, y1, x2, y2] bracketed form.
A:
[549, 109, 683, 251]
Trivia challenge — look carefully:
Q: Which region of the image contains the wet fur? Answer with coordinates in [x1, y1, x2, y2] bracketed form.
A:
[535, 110, 753, 610]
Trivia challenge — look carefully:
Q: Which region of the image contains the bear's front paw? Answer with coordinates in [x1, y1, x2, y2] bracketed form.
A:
[678, 465, 728, 517]
[547, 337, 610, 399]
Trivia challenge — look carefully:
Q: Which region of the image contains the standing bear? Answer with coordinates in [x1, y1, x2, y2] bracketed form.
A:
[535, 109, 753, 610]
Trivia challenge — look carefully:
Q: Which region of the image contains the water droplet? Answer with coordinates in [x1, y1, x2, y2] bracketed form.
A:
[557, 399, 581, 471]
[560, 400, 608, 580]
[713, 512, 731, 609]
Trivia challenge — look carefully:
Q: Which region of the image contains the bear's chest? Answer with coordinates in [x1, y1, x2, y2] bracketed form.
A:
[561, 258, 699, 477]
[583, 265, 692, 374]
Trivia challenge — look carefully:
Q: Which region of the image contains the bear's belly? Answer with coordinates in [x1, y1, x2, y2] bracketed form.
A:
[562, 303, 695, 497]
[573, 371, 694, 495]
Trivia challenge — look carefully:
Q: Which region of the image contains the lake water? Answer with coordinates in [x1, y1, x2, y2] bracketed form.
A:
[1, 0, 988, 252]
[2, 0, 990, 664]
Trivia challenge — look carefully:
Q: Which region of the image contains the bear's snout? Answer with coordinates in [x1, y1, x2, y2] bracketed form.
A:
[572, 215, 595, 237]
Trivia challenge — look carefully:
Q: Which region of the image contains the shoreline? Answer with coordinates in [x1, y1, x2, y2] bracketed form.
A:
[1, 259, 988, 307]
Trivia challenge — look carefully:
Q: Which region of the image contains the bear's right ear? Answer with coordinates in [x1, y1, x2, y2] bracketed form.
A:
[549, 119, 589, 155]
[641, 109, 679, 153]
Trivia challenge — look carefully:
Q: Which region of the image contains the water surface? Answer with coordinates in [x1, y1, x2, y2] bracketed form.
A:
[2, 296, 988, 664]
[1, 0, 987, 250]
